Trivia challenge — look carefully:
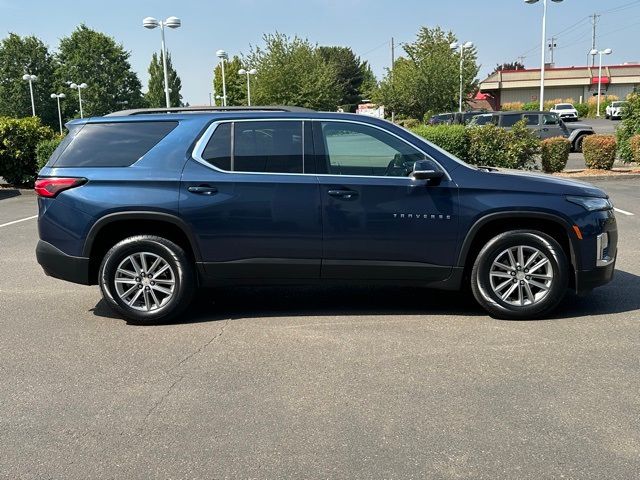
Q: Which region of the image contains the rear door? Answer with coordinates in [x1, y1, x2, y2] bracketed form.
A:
[180, 119, 322, 281]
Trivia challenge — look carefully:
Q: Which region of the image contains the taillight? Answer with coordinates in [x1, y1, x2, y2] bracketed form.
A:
[34, 177, 87, 198]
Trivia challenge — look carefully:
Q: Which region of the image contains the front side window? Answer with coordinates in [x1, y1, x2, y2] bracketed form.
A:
[542, 114, 559, 125]
[319, 122, 426, 177]
[200, 121, 305, 173]
[523, 114, 539, 126]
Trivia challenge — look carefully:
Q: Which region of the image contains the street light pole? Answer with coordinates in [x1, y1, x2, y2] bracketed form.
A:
[22, 74, 37, 116]
[591, 48, 613, 117]
[143, 16, 181, 109]
[216, 50, 228, 107]
[69, 82, 87, 118]
[238, 68, 257, 106]
[450, 42, 473, 113]
[525, 0, 564, 111]
[50, 93, 66, 134]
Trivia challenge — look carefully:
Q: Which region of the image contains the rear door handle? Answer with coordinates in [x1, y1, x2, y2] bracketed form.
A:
[328, 189, 358, 200]
[187, 185, 218, 195]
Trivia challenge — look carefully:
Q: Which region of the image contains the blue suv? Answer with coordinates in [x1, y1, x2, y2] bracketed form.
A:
[36, 106, 617, 324]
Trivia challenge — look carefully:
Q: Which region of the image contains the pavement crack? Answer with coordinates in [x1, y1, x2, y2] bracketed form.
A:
[140, 319, 230, 428]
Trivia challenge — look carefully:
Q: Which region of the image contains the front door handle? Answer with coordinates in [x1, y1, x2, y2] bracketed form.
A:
[187, 185, 218, 195]
[328, 189, 358, 200]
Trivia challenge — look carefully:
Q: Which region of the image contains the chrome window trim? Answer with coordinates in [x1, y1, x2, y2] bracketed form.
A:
[191, 117, 450, 180]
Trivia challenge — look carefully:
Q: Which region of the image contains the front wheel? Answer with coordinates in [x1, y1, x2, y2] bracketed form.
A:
[573, 134, 586, 153]
[99, 235, 196, 324]
[471, 231, 569, 319]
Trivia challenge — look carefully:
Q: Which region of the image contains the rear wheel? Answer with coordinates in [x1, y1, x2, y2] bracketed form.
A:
[471, 231, 568, 319]
[99, 235, 196, 324]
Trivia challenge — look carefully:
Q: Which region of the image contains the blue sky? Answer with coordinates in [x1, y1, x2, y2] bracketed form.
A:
[2, 0, 640, 104]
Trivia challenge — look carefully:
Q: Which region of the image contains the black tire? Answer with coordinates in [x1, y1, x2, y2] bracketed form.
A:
[574, 134, 586, 153]
[471, 230, 568, 320]
[99, 235, 196, 324]
[605, 114, 610, 119]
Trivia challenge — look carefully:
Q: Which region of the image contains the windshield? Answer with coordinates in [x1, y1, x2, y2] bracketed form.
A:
[611, 101, 627, 107]
[555, 104, 573, 110]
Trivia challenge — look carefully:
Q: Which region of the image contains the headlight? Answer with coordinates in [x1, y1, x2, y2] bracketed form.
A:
[566, 196, 612, 211]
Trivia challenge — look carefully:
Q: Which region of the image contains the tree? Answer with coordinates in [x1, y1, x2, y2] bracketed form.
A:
[0, 33, 57, 127]
[212, 56, 246, 106]
[146, 51, 183, 107]
[359, 63, 378, 101]
[55, 25, 144, 118]
[245, 33, 341, 111]
[492, 61, 525, 74]
[318, 46, 369, 111]
[374, 26, 479, 120]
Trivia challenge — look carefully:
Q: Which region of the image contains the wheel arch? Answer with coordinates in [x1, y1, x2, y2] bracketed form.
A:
[83, 212, 201, 284]
[458, 211, 578, 287]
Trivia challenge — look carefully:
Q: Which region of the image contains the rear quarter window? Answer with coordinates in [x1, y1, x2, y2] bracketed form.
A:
[52, 121, 178, 167]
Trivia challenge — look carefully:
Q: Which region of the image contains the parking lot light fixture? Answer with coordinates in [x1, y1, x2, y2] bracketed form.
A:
[50, 93, 66, 134]
[525, 0, 564, 110]
[591, 48, 613, 117]
[216, 50, 229, 106]
[69, 82, 87, 118]
[22, 74, 37, 116]
[238, 68, 257, 106]
[143, 16, 181, 109]
[451, 42, 473, 113]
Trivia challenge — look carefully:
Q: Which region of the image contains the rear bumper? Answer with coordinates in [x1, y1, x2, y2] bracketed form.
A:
[36, 240, 91, 285]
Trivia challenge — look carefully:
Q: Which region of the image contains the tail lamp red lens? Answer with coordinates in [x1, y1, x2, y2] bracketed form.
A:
[34, 177, 87, 198]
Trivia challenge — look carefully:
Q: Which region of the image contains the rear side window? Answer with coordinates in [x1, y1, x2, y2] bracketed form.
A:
[53, 121, 178, 167]
[501, 114, 523, 127]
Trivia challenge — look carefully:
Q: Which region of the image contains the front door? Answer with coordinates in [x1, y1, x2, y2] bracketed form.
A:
[314, 120, 458, 282]
[180, 120, 321, 281]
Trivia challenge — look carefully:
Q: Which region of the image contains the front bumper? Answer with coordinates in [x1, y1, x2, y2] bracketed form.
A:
[575, 260, 616, 295]
[36, 240, 91, 285]
[574, 210, 617, 294]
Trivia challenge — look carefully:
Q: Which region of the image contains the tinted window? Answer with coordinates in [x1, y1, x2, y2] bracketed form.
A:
[202, 122, 231, 170]
[234, 121, 303, 173]
[320, 122, 426, 177]
[523, 114, 539, 126]
[501, 114, 523, 127]
[472, 115, 494, 126]
[542, 114, 559, 125]
[54, 121, 177, 167]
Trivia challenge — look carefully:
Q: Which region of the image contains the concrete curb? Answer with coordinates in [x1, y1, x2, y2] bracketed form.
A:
[555, 173, 640, 182]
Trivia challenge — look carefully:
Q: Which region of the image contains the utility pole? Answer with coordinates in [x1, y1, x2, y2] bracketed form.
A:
[547, 36, 557, 65]
[391, 37, 395, 123]
[590, 13, 600, 67]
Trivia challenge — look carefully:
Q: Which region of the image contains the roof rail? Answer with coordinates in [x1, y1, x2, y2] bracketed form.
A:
[105, 106, 315, 116]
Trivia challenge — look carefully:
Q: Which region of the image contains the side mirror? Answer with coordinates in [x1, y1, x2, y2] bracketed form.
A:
[411, 159, 445, 184]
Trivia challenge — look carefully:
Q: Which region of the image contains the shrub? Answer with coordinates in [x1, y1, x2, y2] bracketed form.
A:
[616, 92, 640, 162]
[574, 103, 588, 118]
[411, 124, 469, 161]
[501, 102, 523, 111]
[582, 135, 617, 170]
[522, 102, 539, 111]
[467, 120, 540, 169]
[629, 135, 640, 163]
[397, 118, 420, 129]
[540, 137, 570, 173]
[36, 136, 65, 170]
[0, 116, 55, 186]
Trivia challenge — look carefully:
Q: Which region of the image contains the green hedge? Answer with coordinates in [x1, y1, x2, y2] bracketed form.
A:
[36, 136, 65, 170]
[629, 134, 640, 163]
[411, 124, 469, 161]
[541, 137, 571, 173]
[0, 117, 55, 186]
[575, 103, 589, 118]
[583, 135, 617, 170]
[411, 120, 540, 169]
[616, 92, 640, 163]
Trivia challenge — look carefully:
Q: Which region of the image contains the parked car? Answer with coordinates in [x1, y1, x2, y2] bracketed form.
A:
[468, 111, 594, 152]
[429, 111, 488, 126]
[605, 101, 628, 120]
[550, 103, 579, 121]
[36, 106, 616, 323]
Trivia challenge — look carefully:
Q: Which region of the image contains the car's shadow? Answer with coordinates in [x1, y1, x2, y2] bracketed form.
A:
[91, 269, 640, 326]
[0, 189, 21, 200]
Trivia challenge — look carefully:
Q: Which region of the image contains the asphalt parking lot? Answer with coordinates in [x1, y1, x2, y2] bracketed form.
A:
[1, 180, 639, 479]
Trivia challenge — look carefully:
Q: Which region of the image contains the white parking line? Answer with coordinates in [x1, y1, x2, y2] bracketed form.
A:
[614, 207, 634, 216]
[0, 215, 38, 228]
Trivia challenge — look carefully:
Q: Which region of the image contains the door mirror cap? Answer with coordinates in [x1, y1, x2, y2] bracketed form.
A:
[411, 160, 445, 184]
